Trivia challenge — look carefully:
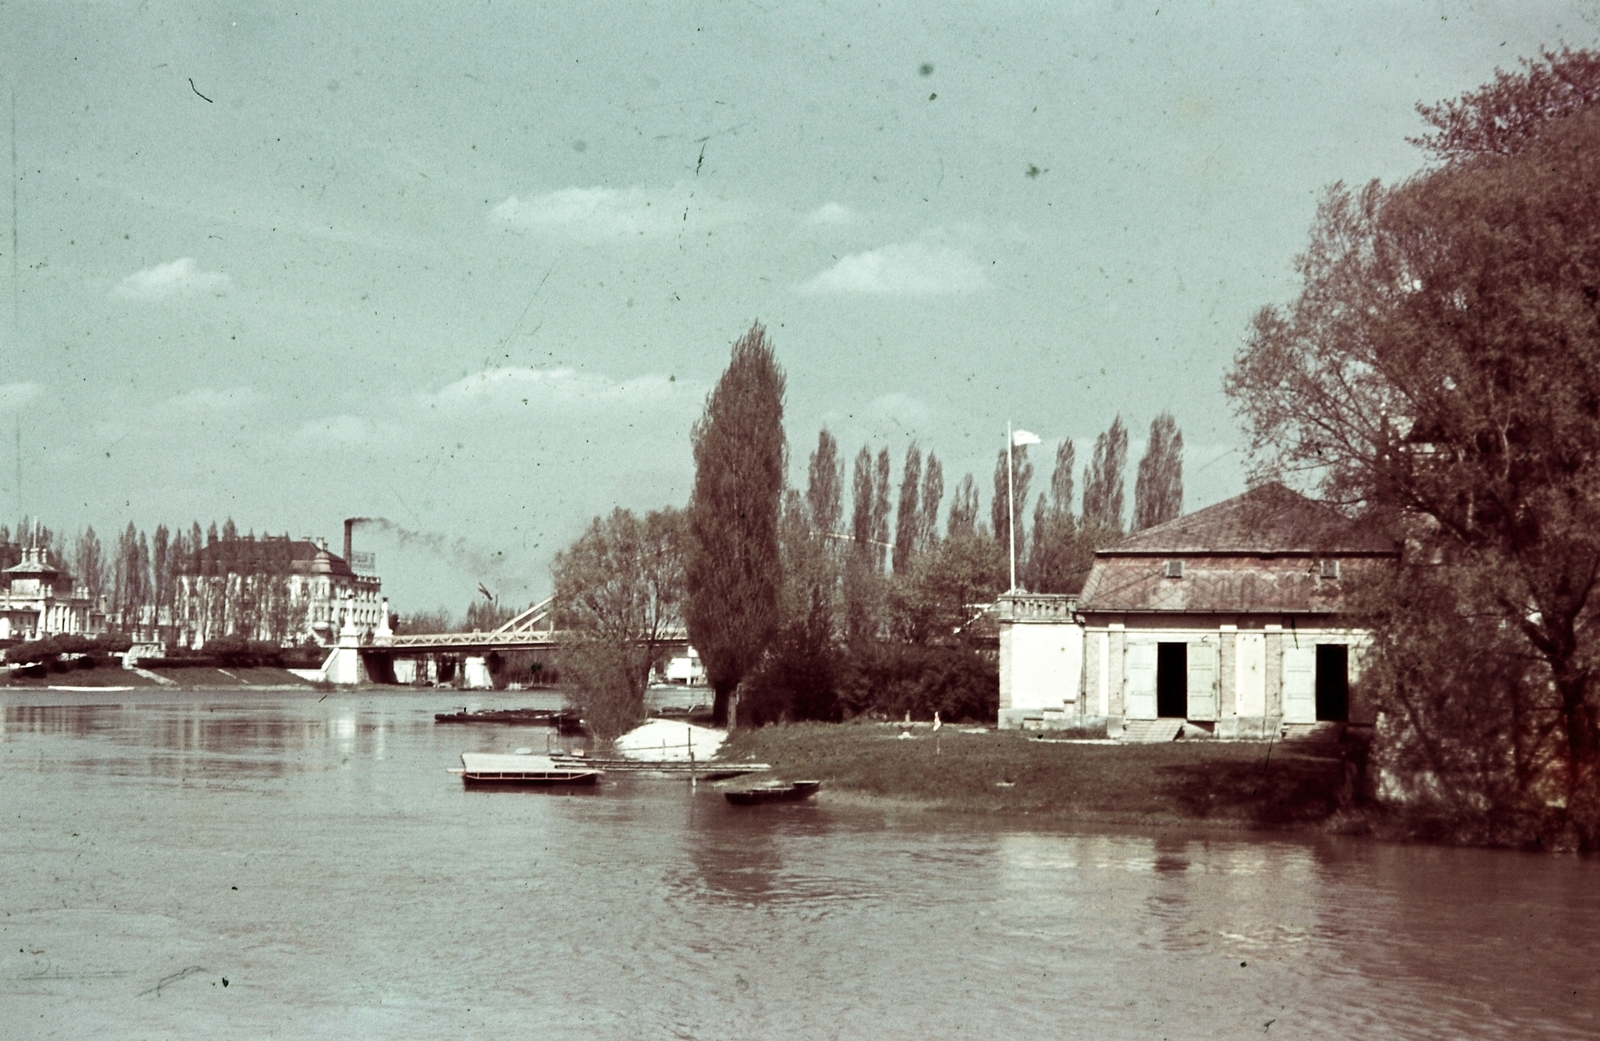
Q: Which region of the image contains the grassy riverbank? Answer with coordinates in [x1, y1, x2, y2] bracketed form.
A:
[718, 721, 1364, 831]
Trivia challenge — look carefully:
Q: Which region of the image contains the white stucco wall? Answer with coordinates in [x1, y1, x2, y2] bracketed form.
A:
[1008, 622, 1083, 711]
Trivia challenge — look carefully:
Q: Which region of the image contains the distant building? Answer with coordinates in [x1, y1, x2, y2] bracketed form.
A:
[173, 534, 384, 648]
[659, 646, 707, 685]
[999, 484, 1399, 736]
[0, 545, 106, 641]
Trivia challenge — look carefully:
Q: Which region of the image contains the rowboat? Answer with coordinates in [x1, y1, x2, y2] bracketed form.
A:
[434, 708, 588, 734]
[724, 780, 820, 805]
[451, 752, 602, 787]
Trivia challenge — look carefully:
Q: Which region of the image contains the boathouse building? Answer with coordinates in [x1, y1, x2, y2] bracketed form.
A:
[998, 484, 1398, 737]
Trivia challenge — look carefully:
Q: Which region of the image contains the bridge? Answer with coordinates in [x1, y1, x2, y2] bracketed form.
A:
[373, 598, 689, 655]
[316, 597, 691, 686]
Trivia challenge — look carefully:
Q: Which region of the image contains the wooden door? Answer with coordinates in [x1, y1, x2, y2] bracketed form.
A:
[1187, 641, 1219, 721]
[1124, 639, 1157, 720]
[1282, 645, 1316, 723]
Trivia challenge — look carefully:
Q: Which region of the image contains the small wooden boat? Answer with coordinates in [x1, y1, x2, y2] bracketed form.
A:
[724, 780, 820, 805]
[434, 709, 588, 734]
[451, 752, 602, 787]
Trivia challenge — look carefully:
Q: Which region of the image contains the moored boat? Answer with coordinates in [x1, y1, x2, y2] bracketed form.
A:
[452, 752, 602, 787]
[434, 708, 588, 734]
[724, 780, 820, 805]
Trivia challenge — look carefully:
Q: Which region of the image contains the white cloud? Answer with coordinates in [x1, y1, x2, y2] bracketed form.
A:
[112, 258, 232, 301]
[423, 367, 689, 411]
[807, 202, 855, 226]
[490, 185, 743, 241]
[799, 240, 987, 296]
[0, 383, 42, 411]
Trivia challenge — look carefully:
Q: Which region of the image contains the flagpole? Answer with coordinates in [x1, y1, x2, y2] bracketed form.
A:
[1007, 422, 1016, 592]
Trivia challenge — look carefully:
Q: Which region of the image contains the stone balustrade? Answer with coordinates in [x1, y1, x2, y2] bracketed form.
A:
[997, 592, 1078, 622]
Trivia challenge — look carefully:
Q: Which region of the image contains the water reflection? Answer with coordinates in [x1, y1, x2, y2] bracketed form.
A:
[1, 698, 430, 780]
[4, 692, 1600, 1040]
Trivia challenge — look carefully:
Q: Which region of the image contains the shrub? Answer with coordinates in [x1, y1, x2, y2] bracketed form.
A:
[5, 634, 123, 666]
[739, 600, 840, 726]
[835, 642, 998, 723]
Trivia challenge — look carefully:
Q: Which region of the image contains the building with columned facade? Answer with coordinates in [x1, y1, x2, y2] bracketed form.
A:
[998, 484, 1398, 738]
[0, 545, 106, 641]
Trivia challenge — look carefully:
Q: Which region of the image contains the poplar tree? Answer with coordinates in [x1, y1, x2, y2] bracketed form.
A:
[850, 445, 874, 552]
[1133, 411, 1184, 531]
[844, 445, 879, 645]
[892, 444, 922, 573]
[73, 527, 105, 603]
[919, 451, 944, 553]
[870, 448, 891, 573]
[1081, 416, 1128, 536]
[946, 473, 980, 538]
[151, 525, 170, 631]
[991, 444, 1033, 561]
[1027, 440, 1084, 593]
[684, 322, 786, 727]
[804, 427, 844, 625]
[806, 428, 842, 538]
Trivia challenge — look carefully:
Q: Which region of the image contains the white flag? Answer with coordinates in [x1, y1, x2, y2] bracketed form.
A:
[1011, 428, 1042, 447]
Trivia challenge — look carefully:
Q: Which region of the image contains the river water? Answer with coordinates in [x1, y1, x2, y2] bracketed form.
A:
[2, 690, 1597, 1040]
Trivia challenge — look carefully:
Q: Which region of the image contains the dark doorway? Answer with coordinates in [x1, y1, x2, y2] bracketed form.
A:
[1157, 642, 1187, 719]
[1315, 644, 1349, 721]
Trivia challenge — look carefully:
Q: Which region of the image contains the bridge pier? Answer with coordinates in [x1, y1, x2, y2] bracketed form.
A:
[463, 655, 493, 689]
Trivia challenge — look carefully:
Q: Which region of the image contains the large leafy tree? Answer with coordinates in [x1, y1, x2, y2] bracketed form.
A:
[685, 322, 786, 727]
[554, 506, 686, 741]
[1227, 51, 1600, 845]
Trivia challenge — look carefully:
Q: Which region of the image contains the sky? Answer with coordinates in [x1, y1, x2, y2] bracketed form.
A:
[3, 1, 1597, 615]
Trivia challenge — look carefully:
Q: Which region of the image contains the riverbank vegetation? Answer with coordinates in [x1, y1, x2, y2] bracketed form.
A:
[1227, 48, 1600, 849]
[551, 323, 1186, 738]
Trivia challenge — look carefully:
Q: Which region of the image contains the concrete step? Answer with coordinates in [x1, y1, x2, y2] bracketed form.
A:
[1119, 718, 1184, 743]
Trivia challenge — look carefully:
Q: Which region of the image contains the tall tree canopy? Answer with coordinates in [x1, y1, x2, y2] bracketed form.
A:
[806, 428, 842, 538]
[844, 444, 883, 645]
[918, 451, 944, 554]
[893, 443, 922, 574]
[870, 448, 892, 572]
[685, 322, 787, 727]
[990, 444, 1033, 570]
[946, 473, 980, 539]
[1412, 46, 1600, 162]
[1027, 440, 1089, 593]
[1133, 411, 1184, 532]
[1080, 416, 1128, 535]
[1227, 55, 1600, 846]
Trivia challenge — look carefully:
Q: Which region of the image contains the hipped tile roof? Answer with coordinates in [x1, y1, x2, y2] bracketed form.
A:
[1101, 482, 1396, 557]
[1077, 484, 1398, 615]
